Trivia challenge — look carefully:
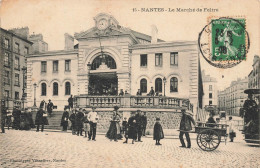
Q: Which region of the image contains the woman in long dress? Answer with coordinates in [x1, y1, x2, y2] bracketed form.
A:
[106, 106, 122, 141]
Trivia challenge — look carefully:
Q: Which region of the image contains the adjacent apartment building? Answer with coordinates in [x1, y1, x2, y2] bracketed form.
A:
[218, 77, 248, 116]
[1, 27, 48, 109]
[248, 55, 260, 89]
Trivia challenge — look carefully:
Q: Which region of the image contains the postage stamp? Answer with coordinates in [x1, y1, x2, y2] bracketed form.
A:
[198, 17, 250, 69]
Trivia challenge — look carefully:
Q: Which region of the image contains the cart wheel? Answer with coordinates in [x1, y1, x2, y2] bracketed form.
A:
[196, 129, 221, 151]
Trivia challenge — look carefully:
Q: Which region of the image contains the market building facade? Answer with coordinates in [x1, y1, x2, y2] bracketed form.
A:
[26, 13, 203, 130]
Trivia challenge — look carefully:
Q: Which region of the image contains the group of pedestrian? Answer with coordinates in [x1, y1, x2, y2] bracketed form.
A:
[65, 107, 98, 141]
[120, 109, 148, 144]
[205, 112, 236, 142]
[39, 99, 54, 116]
[1, 106, 35, 133]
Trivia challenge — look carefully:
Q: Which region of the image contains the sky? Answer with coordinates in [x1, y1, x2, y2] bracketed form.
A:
[0, 0, 259, 90]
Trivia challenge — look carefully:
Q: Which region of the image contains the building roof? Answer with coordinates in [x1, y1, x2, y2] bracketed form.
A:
[201, 70, 217, 82]
[0, 27, 33, 44]
[28, 49, 78, 57]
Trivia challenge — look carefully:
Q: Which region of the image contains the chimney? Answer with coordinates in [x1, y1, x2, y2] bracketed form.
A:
[9, 27, 29, 39]
[151, 25, 158, 43]
[64, 33, 74, 50]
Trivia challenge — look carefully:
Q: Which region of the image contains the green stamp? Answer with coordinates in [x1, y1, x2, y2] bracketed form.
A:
[211, 18, 246, 61]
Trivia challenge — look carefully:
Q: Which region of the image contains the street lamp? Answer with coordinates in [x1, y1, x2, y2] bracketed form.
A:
[33, 83, 37, 107]
[163, 77, 166, 96]
[21, 66, 27, 110]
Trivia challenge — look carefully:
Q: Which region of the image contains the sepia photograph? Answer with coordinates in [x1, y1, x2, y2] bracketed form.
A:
[0, 0, 259, 167]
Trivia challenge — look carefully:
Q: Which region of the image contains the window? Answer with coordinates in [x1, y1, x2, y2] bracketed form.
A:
[170, 52, 178, 65]
[15, 74, 20, 86]
[140, 54, 147, 67]
[4, 38, 10, 49]
[53, 82, 58, 95]
[209, 85, 212, 91]
[41, 61, 47, 73]
[155, 53, 162, 66]
[140, 79, 147, 93]
[155, 78, 162, 93]
[4, 90, 9, 98]
[65, 60, 71, 72]
[91, 54, 116, 70]
[25, 47, 29, 55]
[209, 93, 212, 98]
[65, 82, 71, 95]
[14, 57, 20, 70]
[4, 52, 10, 67]
[4, 71, 10, 85]
[15, 92, 19, 100]
[53, 60, 59, 72]
[41, 83, 47, 96]
[209, 101, 212, 105]
[14, 43, 19, 53]
[170, 77, 178, 92]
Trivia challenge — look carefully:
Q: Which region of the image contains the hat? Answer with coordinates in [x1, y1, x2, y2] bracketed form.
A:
[137, 109, 141, 112]
[156, 117, 160, 121]
[114, 106, 119, 110]
[184, 110, 193, 116]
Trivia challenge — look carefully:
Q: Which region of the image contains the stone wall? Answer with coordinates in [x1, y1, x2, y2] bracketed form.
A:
[31, 110, 182, 134]
[96, 110, 182, 132]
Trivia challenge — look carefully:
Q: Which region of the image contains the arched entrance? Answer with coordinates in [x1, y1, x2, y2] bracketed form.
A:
[88, 54, 118, 95]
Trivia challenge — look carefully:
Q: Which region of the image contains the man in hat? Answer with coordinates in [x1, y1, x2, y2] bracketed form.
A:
[179, 109, 196, 148]
[1, 107, 7, 133]
[61, 107, 70, 131]
[124, 111, 137, 144]
[135, 109, 143, 142]
[69, 109, 77, 135]
[243, 93, 258, 124]
[76, 108, 84, 136]
[141, 111, 147, 136]
[148, 87, 155, 96]
[12, 106, 21, 130]
[68, 95, 74, 110]
[87, 107, 99, 141]
[47, 99, 54, 116]
[35, 106, 45, 132]
[40, 100, 45, 109]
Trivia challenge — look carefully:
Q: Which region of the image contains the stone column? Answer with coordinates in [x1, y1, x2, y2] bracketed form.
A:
[117, 72, 130, 93]
[77, 71, 89, 95]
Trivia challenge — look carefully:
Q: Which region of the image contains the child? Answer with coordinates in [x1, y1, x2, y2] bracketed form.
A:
[153, 118, 164, 145]
[122, 117, 127, 134]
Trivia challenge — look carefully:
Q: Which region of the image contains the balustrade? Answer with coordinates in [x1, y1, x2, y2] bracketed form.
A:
[75, 95, 193, 112]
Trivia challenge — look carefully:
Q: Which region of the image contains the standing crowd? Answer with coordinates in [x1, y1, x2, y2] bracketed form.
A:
[1, 94, 239, 147]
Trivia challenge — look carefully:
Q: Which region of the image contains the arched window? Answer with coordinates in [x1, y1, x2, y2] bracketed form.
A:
[91, 54, 117, 70]
[41, 83, 46, 96]
[140, 78, 147, 93]
[155, 78, 162, 93]
[170, 77, 178, 92]
[53, 82, 58, 95]
[65, 82, 71, 95]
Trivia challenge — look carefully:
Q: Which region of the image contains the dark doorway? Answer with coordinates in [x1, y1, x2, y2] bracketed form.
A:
[88, 73, 118, 95]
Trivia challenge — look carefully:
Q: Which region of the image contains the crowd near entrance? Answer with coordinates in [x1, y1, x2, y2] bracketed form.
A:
[88, 73, 118, 96]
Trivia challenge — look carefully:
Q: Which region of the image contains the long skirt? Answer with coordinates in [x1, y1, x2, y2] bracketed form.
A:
[128, 126, 137, 140]
[106, 121, 122, 140]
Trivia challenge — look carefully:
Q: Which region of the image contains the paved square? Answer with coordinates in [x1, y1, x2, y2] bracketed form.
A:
[0, 130, 259, 168]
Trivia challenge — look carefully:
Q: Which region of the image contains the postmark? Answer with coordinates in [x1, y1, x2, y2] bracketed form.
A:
[198, 17, 250, 68]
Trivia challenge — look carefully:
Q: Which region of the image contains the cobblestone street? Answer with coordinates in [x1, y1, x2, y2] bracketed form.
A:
[0, 130, 259, 168]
